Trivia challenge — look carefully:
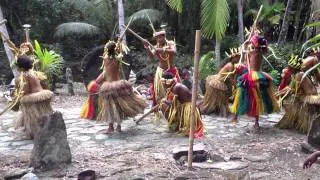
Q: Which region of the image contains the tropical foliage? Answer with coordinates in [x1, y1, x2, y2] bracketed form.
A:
[33, 40, 64, 84]
[0, 0, 319, 83]
[199, 51, 217, 80]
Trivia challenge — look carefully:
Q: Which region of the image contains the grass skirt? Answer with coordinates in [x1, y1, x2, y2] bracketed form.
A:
[167, 99, 204, 138]
[200, 74, 229, 116]
[231, 71, 279, 117]
[17, 90, 54, 138]
[151, 66, 181, 106]
[97, 80, 147, 124]
[276, 95, 320, 134]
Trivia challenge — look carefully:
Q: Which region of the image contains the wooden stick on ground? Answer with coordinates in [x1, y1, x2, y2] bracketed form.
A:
[188, 30, 201, 170]
[134, 104, 160, 125]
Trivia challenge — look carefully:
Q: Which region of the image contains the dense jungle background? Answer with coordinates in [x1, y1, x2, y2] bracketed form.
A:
[0, 0, 319, 88]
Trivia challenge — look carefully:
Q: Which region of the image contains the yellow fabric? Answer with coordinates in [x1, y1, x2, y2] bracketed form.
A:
[167, 96, 204, 136]
[154, 67, 166, 103]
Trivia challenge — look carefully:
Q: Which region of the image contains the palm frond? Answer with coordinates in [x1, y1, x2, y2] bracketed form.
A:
[300, 62, 320, 83]
[34, 40, 64, 78]
[54, 22, 100, 40]
[201, 0, 230, 40]
[301, 42, 320, 58]
[301, 34, 320, 52]
[129, 9, 163, 25]
[166, 0, 183, 13]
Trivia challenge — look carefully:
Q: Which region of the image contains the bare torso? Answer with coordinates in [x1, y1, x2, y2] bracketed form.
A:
[22, 70, 43, 95]
[296, 72, 317, 95]
[301, 56, 320, 83]
[172, 83, 192, 103]
[249, 50, 262, 71]
[154, 41, 176, 70]
[96, 58, 121, 83]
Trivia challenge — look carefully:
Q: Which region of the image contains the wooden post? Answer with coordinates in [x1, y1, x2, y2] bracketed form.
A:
[188, 30, 201, 170]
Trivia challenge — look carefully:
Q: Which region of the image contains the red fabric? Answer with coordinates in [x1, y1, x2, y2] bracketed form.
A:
[278, 68, 292, 91]
[165, 66, 181, 82]
[87, 81, 98, 120]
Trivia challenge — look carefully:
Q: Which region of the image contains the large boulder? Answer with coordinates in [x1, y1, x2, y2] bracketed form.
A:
[30, 111, 71, 170]
[307, 113, 320, 147]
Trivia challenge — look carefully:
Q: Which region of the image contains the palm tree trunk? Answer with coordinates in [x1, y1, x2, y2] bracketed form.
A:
[292, 0, 304, 44]
[215, 39, 221, 65]
[236, 0, 244, 43]
[117, 0, 126, 45]
[0, 6, 17, 77]
[277, 0, 294, 47]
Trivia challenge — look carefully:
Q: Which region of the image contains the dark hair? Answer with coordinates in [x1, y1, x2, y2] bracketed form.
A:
[16, 56, 33, 70]
[162, 71, 175, 79]
[106, 41, 117, 58]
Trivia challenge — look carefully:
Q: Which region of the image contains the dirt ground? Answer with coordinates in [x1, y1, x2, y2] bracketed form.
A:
[0, 89, 320, 180]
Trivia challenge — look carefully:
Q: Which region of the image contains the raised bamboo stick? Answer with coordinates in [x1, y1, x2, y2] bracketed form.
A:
[188, 30, 201, 170]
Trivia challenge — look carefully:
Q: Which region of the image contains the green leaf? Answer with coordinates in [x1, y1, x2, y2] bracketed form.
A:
[268, 14, 281, 25]
[305, 21, 320, 28]
[301, 34, 320, 52]
[166, 0, 183, 13]
[301, 42, 320, 58]
[129, 9, 163, 25]
[33, 40, 64, 79]
[201, 0, 230, 40]
[199, 51, 217, 80]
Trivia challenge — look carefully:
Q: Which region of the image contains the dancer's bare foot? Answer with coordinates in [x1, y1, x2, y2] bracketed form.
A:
[104, 124, 114, 134]
[253, 120, 260, 133]
[116, 124, 121, 132]
[231, 116, 238, 124]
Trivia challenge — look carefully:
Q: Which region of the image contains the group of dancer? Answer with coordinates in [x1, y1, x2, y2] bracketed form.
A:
[2, 23, 320, 141]
[78, 28, 205, 137]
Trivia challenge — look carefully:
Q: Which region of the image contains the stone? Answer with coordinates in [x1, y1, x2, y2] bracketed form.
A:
[245, 154, 271, 162]
[78, 170, 96, 180]
[301, 142, 318, 154]
[172, 143, 206, 160]
[18, 144, 34, 150]
[30, 111, 71, 170]
[250, 172, 271, 179]
[11, 140, 33, 146]
[307, 115, 320, 147]
[0, 142, 11, 147]
[67, 127, 84, 132]
[95, 134, 108, 140]
[1, 136, 14, 142]
[74, 136, 92, 141]
[154, 153, 167, 160]
[191, 161, 249, 170]
[21, 172, 39, 180]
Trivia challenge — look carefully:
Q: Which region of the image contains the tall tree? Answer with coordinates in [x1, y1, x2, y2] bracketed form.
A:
[117, 0, 127, 45]
[166, 0, 230, 63]
[277, 0, 294, 47]
[236, 0, 244, 43]
[292, 0, 304, 44]
[0, 6, 17, 77]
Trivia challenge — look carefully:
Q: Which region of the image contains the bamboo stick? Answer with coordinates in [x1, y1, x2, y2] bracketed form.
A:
[188, 30, 201, 170]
